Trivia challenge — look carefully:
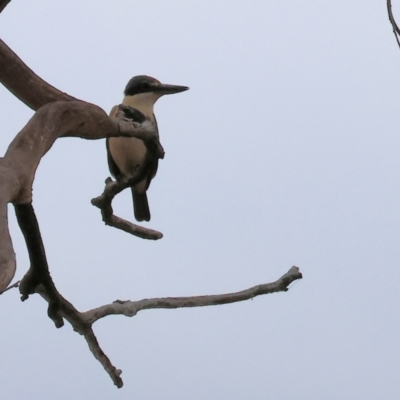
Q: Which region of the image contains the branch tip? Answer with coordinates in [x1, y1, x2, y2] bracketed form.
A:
[83, 266, 303, 324]
[92, 177, 163, 240]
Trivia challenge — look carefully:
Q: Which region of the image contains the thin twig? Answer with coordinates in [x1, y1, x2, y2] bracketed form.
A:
[388, 0, 400, 49]
[83, 330, 123, 388]
[83, 266, 302, 324]
[92, 177, 163, 240]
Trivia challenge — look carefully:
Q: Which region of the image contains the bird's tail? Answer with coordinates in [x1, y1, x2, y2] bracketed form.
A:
[132, 188, 151, 222]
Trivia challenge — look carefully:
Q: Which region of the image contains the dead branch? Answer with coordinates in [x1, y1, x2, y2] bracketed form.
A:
[12, 200, 123, 386]
[34, 284, 123, 387]
[36, 265, 302, 388]
[388, 0, 400, 49]
[92, 177, 163, 240]
[84, 329, 123, 388]
[0, 0, 10, 14]
[83, 266, 302, 324]
[14, 203, 301, 389]
[0, 39, 76, 110]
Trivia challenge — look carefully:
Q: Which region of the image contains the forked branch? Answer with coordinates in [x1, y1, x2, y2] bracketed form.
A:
[14, 201, 301, 389]
[36, 265, 302, 388]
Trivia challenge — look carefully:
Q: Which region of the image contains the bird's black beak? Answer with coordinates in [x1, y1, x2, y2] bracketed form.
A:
[157, 83, 189, 95]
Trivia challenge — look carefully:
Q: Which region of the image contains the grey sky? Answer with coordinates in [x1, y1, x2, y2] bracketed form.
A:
[1, 0, 400, 399]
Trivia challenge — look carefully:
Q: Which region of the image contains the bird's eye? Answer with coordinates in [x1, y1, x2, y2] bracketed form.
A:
[141, 82, 150, 90]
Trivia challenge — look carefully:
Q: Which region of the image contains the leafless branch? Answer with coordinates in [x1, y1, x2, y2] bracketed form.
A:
[0, 39, 76, 110]
[13, 201, 123, 386]
[35, 284, 123, 387]
[0, 0, 10, 14]
[387, 0, 400, 49]
[92, 177, 163, 240]
[83, 266, 302, 324]
[84, 330, 123, 388]
[35, 265, 302, 387]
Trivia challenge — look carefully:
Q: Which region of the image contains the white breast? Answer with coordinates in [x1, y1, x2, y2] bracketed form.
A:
[108, 136, 147, 174]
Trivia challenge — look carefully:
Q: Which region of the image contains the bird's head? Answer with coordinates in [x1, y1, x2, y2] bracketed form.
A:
[122, 76, 188, 116]
[124, 75, 188, 99]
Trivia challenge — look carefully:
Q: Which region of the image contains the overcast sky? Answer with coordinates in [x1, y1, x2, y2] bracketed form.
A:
[1, 1, 400, 399]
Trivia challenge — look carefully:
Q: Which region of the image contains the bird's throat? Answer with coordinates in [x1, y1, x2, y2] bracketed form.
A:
[122, 93, 159, 121]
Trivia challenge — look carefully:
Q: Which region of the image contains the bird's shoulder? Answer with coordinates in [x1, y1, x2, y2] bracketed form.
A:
[109, 104, 147, 124]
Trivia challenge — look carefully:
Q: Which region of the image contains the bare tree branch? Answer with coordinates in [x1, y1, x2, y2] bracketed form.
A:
[92, 177, 163, 240]
[83, 266, 302, 324]
[11, 199, 125, 386]
[13, 202, 124, 386]
[0, 0, 11, 14]
[0, 40, 76, 110]
[33, 265, 302, 387]
[0, 2, 62, 109]
[84, 330, 123, 388]
[10, 165, 301, 387]
[387, 0, 400, 49]
[35, 284, 123, 387]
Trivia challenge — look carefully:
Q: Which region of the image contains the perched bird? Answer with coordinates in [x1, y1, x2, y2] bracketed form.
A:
[106, 75, 189, 222]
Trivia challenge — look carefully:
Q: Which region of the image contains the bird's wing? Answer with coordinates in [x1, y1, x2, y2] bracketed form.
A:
[119, 104, 147, 123]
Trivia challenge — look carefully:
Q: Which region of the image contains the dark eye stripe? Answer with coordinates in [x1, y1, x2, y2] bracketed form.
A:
[141, 83, 151, 90]
[124, 76, 158, 96]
